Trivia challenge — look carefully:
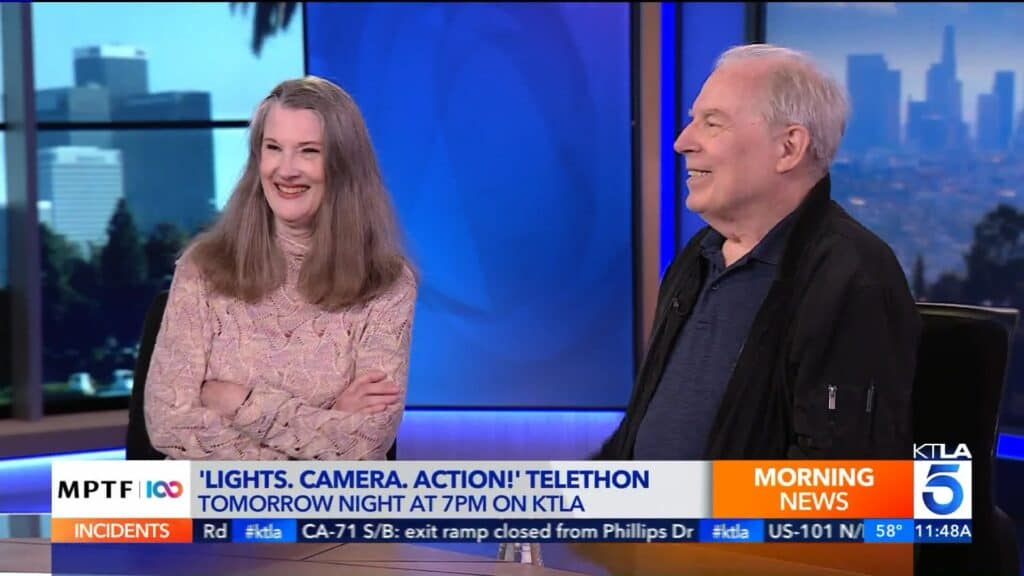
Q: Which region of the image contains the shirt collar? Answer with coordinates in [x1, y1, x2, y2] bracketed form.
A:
[748, 210, 798, 265]
[699, 209, 798, 266]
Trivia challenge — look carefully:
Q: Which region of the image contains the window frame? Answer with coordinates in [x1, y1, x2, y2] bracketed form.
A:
[1, 3, 308, 443]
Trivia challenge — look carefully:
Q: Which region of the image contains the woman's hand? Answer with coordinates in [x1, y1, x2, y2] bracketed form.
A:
[332, 370, 400, 414]
[200, 379, 250, 418]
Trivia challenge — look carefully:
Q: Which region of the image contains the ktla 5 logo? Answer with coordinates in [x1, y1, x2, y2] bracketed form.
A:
[913, 445, 972, 520]
[924, 464, 965, 513]
[145, 480, 184, 499]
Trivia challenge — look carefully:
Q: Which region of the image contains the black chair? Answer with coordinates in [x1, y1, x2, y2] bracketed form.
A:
[913, 303, 1019, 576]
[126, 291, 170, 460]
[126, 291, 398, 461]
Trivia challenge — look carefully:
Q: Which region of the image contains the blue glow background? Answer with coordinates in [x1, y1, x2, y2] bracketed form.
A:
[307, 3, 635, 407]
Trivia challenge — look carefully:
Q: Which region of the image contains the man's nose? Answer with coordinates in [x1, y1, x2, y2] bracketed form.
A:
[674, 122, 698, 155]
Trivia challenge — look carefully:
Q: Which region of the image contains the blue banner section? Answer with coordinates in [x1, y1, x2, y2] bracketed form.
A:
[764, 520, 865, 542]
[230, 519, 297, 543]
[864, 519, 915, 543]
[294, 519, 700, 543]
[914, 520, 973, 543]
[698, 519, 765, 543]
[52, 544, 288, 575]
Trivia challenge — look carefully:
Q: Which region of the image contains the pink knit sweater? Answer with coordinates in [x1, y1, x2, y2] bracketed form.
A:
[143, 235, 416, 460]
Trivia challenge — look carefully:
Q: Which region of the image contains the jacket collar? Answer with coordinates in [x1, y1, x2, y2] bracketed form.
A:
[777, 173, 833, 279]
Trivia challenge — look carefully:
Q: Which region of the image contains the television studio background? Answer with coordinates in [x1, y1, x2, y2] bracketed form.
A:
[0, 2, 1023, 574]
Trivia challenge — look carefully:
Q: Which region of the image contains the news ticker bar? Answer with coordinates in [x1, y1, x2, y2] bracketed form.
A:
[51, 518, 973, 544]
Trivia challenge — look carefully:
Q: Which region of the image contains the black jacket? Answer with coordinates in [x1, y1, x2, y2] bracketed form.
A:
[597, 175, 920, 460]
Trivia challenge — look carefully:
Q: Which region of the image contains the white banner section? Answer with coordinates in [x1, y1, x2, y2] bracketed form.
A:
[52, 461, 710, 520]
[52, 460, 192, 518]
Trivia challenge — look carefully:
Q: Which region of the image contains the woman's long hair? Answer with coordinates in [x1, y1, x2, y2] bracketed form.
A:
[188, 76, 408, 308]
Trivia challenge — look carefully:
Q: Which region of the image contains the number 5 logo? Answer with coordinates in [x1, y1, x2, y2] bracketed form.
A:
[923, 464, 963, 515]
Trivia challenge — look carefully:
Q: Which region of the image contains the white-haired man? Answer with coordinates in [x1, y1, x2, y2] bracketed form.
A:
[598, 44, 919, 460]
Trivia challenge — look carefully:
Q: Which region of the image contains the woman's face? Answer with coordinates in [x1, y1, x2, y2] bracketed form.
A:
[260, 102, 326, 236]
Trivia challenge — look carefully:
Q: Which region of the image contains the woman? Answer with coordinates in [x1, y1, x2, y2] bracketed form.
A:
[144, 76, 416, 460]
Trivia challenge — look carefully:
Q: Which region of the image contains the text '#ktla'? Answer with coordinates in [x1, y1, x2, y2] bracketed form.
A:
[700, 520, 765, 543]
[231, 519, 297, 543]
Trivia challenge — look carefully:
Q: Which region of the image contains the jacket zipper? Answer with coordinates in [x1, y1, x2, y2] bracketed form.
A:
[827, 385, 837, 411]
[866, 382, 875, 413]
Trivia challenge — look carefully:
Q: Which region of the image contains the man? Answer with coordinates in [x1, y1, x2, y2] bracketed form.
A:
[597, 44, 919, 460]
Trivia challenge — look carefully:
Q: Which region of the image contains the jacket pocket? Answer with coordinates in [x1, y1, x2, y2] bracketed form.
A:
[824, 381, 875, 456]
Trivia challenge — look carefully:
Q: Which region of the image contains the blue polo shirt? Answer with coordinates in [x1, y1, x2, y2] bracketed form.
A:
[633, 213, 796, 459]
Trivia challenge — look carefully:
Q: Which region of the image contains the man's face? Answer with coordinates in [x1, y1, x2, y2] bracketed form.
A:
[674, 61, 781, 222]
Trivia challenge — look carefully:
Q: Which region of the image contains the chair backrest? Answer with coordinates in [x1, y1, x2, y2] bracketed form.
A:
[126, 291, 170, 460]
[126, 291, 398, 461]
[913, 303, 1017, 461]
[913, 302, 1018, 576]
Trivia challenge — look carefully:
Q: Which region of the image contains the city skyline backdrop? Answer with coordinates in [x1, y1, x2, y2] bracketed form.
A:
[0, 2, 303, 209]
[768, 3, 1024, 132]
[768, 2, 1024, 288]
[842, 24, 1019, 154]
[6, 3, 1024, 287]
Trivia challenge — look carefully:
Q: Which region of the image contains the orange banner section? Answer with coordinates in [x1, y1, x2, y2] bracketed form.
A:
[51, 518, 193, 543]
[713, 460, 913, 519]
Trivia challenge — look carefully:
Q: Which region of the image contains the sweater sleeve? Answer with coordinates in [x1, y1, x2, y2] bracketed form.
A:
[144, 253, 288, 460]
[230, 267, 417, 460]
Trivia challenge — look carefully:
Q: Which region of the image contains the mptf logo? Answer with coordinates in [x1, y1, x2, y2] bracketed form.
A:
[145, 480, 184, 499]
[913, 443, 972, 520]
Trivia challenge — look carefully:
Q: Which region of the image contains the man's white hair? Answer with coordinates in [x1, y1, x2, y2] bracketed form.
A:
[716, 44, 849, 175]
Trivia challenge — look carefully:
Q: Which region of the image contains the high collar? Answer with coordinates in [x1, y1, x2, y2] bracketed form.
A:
[275, 232, 310, 260]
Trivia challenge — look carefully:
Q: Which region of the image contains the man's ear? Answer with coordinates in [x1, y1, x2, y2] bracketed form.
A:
[776, 124, 812, 173]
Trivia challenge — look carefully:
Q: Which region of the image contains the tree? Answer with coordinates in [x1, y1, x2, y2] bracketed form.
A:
[101, 199, 148, 287]
[928, 272, 965, 304]
[39, 224, 89, 380]
[99, 199, 150, 346]
[67, 255, 104, 355]
[145, 222, 188, 291]
[962, 204, 1024, 307]
[230, 2, 299, 56]
[912, 254, 927, 301]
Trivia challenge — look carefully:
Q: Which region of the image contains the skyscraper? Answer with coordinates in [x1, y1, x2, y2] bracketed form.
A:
[38, 147, 124, 253]
[74, 45, 148, 100]
[907, 25, 967, 154]
[926, 25, 962, 123]
[977, 93, 1001, 151]
[994, 71, 1014, 150]
[41, 45, 217, 235]
[977, 72, 1015, 153]
[36, 86, 111, 123]
[35, 86, 113, 167]
[113, 92, 216, 234]
[36, 201, 55, 234]
[845, 54, 901, 154]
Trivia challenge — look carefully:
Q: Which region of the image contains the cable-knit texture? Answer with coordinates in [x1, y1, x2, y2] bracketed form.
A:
[144, 234, 416, 460]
